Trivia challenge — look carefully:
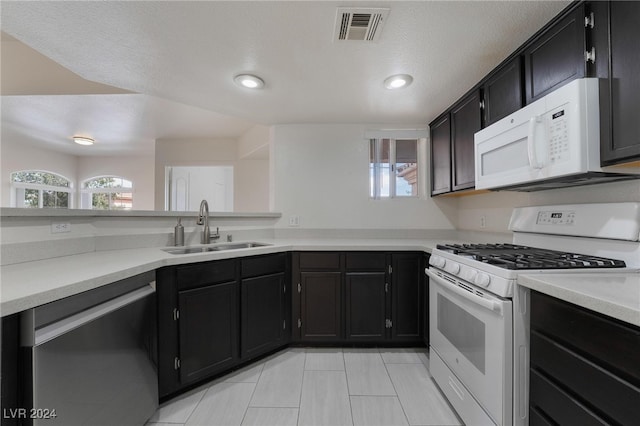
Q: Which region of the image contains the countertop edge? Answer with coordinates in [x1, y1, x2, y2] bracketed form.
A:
[517, 273, 640, 328]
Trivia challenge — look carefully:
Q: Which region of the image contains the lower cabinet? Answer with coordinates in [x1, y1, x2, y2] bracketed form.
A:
[178, 281, 238, 385]
[292, 251, 424, 344]
[241, 272, 286, 358]
[157, 253, 288, 398]
[529, 290, 640, 425]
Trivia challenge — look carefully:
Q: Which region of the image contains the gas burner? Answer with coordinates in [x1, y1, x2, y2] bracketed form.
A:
[436, 243, 626, 270]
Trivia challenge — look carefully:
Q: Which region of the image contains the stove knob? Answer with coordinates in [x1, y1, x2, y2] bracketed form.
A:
[446, 262, 461, 275]
[475, 273, 491, 287]
[467, 269, 478, 282]
[430, 255, 446, 268]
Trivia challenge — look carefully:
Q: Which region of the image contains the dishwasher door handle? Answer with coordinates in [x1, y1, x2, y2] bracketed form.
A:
[35, 284, 155, 346]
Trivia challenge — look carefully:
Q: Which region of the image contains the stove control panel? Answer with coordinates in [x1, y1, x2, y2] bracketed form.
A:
[536, 210, 575, 226]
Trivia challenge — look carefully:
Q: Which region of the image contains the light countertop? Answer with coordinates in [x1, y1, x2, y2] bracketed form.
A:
[518, 272, 640, 327]
[0, 238, 445, 317]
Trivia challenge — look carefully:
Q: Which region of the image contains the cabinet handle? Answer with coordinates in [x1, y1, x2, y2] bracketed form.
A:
[385, 283, 389, 293]
[584, 11, 594, 28]
[174, 357, 180, 370]
[479, 100, 485, 110]
[283, 320, 286, 330]
[297, 283, 301, 293]
[173, 308, 180, 321]
[297, 318, 302, 328]
[585, 47, 596, 63]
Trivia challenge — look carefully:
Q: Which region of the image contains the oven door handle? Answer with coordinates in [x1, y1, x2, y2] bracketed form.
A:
[426, 269, 502, 315]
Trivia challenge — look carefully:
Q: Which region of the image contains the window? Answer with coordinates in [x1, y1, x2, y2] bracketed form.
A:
[369, 138, 419, 198]
[11, 170, 72, 208]
[81, 176, 133, 210]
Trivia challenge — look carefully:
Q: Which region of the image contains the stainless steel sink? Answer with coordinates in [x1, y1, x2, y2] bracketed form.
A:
[162, 242, 271, 255]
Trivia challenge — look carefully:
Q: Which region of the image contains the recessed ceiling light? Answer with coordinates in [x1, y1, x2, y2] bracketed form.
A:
[73, 136, 94, 146]
[384, 74, 413, 90]
[234, 74, 265, 89]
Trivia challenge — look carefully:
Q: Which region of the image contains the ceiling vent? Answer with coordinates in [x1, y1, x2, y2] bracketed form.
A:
[334, 7, 389, 42]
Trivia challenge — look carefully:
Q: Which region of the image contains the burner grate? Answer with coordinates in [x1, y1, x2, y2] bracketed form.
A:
[436, 243, 626, 270]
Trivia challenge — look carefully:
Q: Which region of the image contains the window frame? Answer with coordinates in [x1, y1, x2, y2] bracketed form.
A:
[81, 176, 134, 210]
[369, 137, 420, 199]
[10, 170, 73, 209]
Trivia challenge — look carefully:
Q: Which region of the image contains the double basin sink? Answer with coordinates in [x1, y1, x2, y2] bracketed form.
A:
[162, 242, 271, 255]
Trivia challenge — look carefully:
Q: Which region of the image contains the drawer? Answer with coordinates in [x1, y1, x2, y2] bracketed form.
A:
[299, 252, 341, 270]
[345, 252, 386, 271]
[241, 254, 286, 278]
[177, 259, 237, 290]
[531, 290, 640, 386]
[530, 368, 608, 426]
[530, 331, 640, 425]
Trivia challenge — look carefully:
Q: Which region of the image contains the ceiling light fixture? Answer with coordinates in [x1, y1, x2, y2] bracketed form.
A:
[384, 74, 413, 90]
[73, 136, 94, 146]
[234, 74, 265, 89]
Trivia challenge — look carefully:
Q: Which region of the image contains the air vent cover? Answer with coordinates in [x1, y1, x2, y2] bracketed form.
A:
[334, 7, 389, 41]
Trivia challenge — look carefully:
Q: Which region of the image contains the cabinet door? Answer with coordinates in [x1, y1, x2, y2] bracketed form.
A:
[391, 253, 423, 341]
[241, 273, 285, 359]
[451, 90, 482, 191]
[599, 1, 640, 165]
[524, 4, 586, 103]
[483, 56, 523, 126]
[300, 272, 342, 341]
[178, 281, 238, 385]
[430, 114, 452, 195]
[345, 272, 387, 341]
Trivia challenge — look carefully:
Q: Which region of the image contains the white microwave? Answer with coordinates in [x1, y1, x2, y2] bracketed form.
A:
[474, 78, 638, 191]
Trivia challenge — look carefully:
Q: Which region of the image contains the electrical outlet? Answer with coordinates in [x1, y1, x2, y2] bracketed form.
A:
[288, 216, 300, 227]
[51, 223, 71, 233]
[480, 215, 486, 228]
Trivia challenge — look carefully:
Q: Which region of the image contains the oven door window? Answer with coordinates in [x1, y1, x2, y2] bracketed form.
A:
[437, 294, 485, 373]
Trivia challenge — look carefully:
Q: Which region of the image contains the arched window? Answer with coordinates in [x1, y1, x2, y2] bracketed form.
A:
[81, 176, 133, 210]
[11, 170, 72, 208]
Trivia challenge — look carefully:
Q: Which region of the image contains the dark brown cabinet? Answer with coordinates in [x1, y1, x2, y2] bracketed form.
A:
[157, 254, 288, 398]
[430, 114, 452, 195]
[240, 254, 289, 360]
[390, 253, 423, 341]
[178, 281, 238, 385]
[429, 89, 482, 196]
[292, 251, 423, 344]
[483, 56, 524, 126]
[451, 90, 483, 191]
[523, 3, 587, 103]
[1, 315, 20, 426]
[594, 1, 640, 165]
[529, 291, 640, 425]
[345, 252, 388, 341]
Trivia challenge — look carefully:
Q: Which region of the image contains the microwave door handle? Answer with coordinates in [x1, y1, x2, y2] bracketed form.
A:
[527, 116, 542, 169]
[426, 269, 502, 315]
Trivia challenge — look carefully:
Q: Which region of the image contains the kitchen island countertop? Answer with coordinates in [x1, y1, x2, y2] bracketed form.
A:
[518, 272, 640, 327]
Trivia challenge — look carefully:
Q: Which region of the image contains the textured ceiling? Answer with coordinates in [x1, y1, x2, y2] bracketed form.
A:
[1, 1, 571, 155]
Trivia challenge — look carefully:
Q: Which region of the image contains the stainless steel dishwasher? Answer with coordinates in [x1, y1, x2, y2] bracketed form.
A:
[21, 271, 158, 426]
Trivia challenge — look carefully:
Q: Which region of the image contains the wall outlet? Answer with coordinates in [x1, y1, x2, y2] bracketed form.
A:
[288, 216, 300, 227]
[480, 215, 486, 228]
[51, 223, 71, 233]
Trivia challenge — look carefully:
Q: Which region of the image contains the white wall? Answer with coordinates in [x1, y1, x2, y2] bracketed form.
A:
[1, 138, 78, 207]
[271, 124, 458, 230]
[238, 125, 270, 159]
[457, 179, 640, 233]
[1, 138, 155, 209]
[77, 155, 155, 210]
[155, 137, 269, 212]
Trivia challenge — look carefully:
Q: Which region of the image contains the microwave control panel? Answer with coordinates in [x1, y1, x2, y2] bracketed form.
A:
[547, 109, 569, 163]
[536, 210, 576, 226]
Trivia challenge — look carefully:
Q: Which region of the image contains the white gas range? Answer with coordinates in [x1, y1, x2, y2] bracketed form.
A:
[427, 202, 640, 426]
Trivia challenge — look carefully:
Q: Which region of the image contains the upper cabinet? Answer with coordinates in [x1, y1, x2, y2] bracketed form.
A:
[429, 90, 482, 196]
[523, 4, 587, 103]
[593, 1, 640, 165]
[451, 90, 483, 192]
[483, 56, 524, 126]
[429, 1, 640, 196]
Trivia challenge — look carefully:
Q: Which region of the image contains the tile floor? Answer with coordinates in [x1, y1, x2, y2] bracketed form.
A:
[146, 347, 463, 426]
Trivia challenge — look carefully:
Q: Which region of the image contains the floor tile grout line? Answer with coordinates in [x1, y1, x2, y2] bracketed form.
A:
[181, 382, 211, 426]
[382, 355, 413, 426]
[295, 349, 307, 426]
[239, 368, 263, 426]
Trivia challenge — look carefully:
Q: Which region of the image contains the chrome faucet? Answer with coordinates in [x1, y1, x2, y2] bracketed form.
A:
[197, 199, 220, 244]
